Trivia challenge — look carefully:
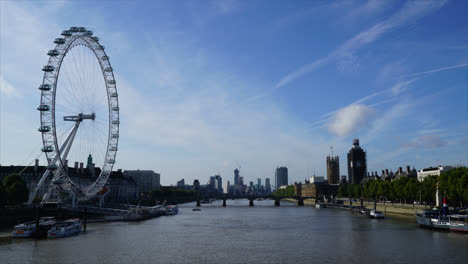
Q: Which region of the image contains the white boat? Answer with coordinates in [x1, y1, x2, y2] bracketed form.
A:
[370, 210, 384, 219]
[315, 203, 326, 208]
[48, 219, 81, 238]
[12, 217, 56, 238]
[12, 222, 36, 238]
[165, 205, 178, 215]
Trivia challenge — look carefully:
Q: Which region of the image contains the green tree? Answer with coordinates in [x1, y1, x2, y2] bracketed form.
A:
[404, 178, 420, 204]
[393, 177, 409, 204]
[4, 173, 27, 188]
[439, 167, 468, 207]
[421, 176, 437, 206]
[347, 184, 354, 198]
[352, 184, 362, 199]
[0, 181, 6, 207]
[338, 184, 348, 198]
[3, 173, 29, 205]
[378, 181, 390, 203]
[7, 182, 29, 205]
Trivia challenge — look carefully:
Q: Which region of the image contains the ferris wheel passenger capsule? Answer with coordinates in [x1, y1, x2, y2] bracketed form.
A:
[41, 146, 54, 152]
[54, 38, 65, 44]
[84, 30, 93, 36]
[38, 84, 52, 91]
[38, 126, 51, 132]
[47, 50, 60, 56]
[69, 27, 79, 32]
[61, 30, 72, 37]
[91, 36, 99, 42]
[42, 65, 55, 72]
[104, 67, 112, 72]
[78, 27, 86, 32]
[37, 104, 50, 111]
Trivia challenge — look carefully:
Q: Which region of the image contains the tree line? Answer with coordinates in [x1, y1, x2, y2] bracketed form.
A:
[148, 187, 199, 200]
[272, 185, 295, 197]
[337, 167, 468, 207]
[0, 173, 30, 206]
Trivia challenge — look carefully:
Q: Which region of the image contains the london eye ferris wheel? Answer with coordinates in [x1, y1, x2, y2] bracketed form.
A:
[29, 26, 119, 204]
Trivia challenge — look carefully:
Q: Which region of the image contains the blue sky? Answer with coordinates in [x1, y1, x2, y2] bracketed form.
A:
[1, 0, 467, 186]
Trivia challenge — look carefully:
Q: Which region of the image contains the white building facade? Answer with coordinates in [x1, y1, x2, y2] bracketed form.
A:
[417, 166, 453, 182]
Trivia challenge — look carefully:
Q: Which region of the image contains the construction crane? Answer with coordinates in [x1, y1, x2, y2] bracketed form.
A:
[235, 160, 242, 170]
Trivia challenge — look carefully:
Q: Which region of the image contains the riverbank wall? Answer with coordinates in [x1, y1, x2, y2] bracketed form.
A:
[283, 198, 429, 217]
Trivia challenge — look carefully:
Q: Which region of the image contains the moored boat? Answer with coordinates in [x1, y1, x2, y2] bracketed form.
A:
[12, 217, 56, 238]
[315, 203, 326, 209]
[48, 219, 81, 238]
[369, 210, 384, 219]
[416, 210, 468, 232]
[165, 205, 178, 215]
[12, 222, 36, 238]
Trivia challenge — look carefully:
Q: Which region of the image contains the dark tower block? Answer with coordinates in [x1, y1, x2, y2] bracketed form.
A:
[327, 155, 340, 184]
[347, 139, 367, 184]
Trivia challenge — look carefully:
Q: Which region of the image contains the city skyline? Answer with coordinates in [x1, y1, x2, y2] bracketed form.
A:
[1, 0, 467, 186]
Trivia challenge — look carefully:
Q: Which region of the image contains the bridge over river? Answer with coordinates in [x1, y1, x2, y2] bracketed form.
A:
[193, 195, 321, 207]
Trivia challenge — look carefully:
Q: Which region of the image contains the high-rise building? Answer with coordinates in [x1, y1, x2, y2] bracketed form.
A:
[234, 169, 240, 185]
[275, 167, 288, 190]
[176, 179, 185, 188]
[257, 178, 262, 189]
[215, 175, 223, 193]
[86, 154, 93, 168]
[265, 178, 271, 192]
[347, 139, 367, 184]
[193, 179, 200, 190]
[326, 155, 340, 184]
[209, 176, 216, 192]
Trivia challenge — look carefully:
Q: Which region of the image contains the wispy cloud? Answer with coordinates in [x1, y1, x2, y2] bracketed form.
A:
[403, 134, 448, 149]
[319, 78, 418, 120]
[400, 63, 468, 78]
[274, 0, 446, 89]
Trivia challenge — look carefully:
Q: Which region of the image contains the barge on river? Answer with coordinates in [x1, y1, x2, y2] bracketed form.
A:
[416, 210, 468, 232]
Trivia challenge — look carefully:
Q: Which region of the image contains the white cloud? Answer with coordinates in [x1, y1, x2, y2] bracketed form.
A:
[326, 104, 377, 137]
[0, 76, 20, 97]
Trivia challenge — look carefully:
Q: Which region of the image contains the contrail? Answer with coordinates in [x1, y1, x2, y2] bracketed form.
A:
[401, 63, 468, 78]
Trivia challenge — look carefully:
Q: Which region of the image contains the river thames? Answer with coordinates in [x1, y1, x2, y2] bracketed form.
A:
[0, 199, 467, 264]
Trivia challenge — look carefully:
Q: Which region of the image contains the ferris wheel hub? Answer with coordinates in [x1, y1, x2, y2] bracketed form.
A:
[63, 113, 96, 122]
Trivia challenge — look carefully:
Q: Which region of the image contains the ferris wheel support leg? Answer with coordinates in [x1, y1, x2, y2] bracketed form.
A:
[72, 193, 77, 209]
[27, 122, 81, 205]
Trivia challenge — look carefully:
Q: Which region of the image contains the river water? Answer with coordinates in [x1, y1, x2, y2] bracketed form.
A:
[0, 199, 466, 264]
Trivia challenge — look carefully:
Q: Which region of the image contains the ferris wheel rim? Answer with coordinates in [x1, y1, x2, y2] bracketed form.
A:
[38, 27, 119, 198]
